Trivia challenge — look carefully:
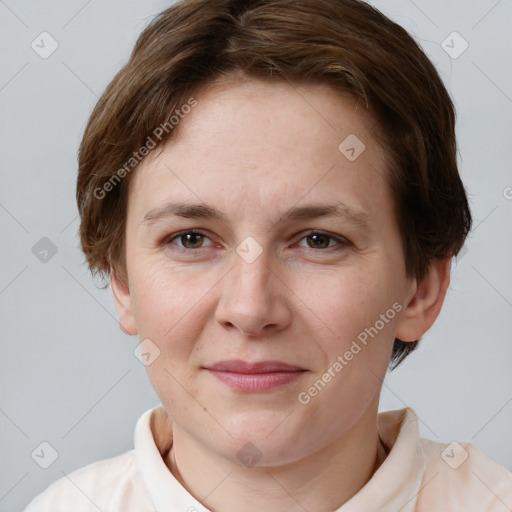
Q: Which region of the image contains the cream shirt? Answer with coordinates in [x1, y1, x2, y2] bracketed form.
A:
[24, 406, 512, 511]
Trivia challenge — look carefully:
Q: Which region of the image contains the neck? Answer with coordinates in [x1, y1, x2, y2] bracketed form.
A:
[164, 400, 387, 512]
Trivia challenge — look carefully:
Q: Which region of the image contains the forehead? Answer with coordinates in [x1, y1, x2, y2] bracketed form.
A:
[167, 77, 379, 163]
[129, 77, 391, 221]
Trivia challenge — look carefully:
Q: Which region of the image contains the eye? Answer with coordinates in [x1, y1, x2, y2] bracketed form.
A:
[164, 230, 213, 250]
[162, 229, 349, 253]
[296, 230, 349, 250]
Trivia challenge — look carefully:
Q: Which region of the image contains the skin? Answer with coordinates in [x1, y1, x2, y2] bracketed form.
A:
[111, 75, 451, 512]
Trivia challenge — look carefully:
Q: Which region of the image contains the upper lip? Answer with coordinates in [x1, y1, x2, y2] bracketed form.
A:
[204, 360, 305, 373]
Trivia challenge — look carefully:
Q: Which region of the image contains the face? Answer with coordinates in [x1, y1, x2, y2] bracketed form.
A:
[113, 77, 421, 466]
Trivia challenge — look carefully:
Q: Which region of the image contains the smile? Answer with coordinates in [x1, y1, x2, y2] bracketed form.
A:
[203, 360, 307, 392]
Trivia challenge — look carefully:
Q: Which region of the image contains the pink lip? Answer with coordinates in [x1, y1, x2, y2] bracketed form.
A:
[204, 360, 307, 392]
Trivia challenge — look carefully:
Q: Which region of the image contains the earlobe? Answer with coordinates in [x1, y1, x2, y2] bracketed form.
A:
[110, 268, 138, 336]
[395, 257, 451, 342]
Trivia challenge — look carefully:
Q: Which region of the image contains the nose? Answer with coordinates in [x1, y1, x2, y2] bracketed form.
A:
[215, 249, 293, 338]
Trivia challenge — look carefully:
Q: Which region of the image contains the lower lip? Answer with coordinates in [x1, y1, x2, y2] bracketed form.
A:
[207, 370, 305, 391]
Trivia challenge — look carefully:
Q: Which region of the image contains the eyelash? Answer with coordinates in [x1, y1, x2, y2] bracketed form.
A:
[163, 229, 350, 254]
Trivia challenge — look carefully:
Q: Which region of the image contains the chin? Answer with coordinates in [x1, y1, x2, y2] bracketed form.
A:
[213, 411, 316, 467]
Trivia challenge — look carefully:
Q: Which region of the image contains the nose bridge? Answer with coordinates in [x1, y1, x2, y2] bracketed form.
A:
[230, 242, 274, 299]
[215, 242, 291, 336]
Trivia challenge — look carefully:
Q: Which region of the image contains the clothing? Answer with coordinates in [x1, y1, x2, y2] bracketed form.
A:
[24, 405, 512, 511]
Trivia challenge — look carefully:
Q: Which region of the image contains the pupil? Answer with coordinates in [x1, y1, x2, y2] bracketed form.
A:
[309, 234, 329, 248]
[183, 233, 203, 248]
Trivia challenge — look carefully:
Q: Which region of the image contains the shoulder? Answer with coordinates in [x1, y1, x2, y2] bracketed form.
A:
[417, 437, 512, 511]
[23, 450, 153, 512]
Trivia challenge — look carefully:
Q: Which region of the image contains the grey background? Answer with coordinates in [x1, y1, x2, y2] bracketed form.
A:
[0, 1, 511, 510]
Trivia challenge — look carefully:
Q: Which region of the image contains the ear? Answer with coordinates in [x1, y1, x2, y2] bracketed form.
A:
[110, 268, 138, 336]
[395, 257, 451, 342]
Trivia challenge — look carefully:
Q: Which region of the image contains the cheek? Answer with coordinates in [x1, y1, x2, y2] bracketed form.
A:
[292, 265, 398, 351]
[130, 261, 198, 329]
[293, 272, 399, 439]
[128, 263, 208, 408]
[128, 260, 219, 364]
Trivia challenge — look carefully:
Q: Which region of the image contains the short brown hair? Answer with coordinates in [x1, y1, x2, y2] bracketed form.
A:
[76, 0, 472, 369]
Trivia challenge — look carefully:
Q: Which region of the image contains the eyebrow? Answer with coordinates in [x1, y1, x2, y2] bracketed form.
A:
[141, 201, 370, 229]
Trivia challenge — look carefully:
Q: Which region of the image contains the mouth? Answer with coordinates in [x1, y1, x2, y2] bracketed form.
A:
[202, 360, 307, 392]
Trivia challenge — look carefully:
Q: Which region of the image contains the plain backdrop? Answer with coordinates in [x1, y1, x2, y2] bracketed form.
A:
[1, 1, 511, 510]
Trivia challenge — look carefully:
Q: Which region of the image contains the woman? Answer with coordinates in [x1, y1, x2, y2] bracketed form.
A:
[25, 0, 512, 510]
